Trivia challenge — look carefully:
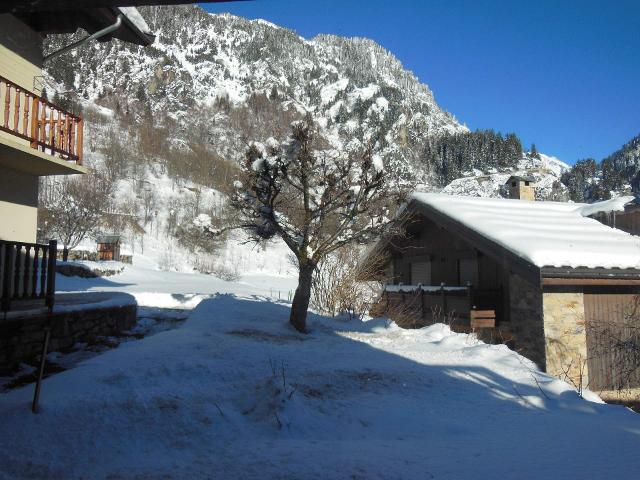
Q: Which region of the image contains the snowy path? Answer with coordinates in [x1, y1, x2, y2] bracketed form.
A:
[1, 295, 639, 479]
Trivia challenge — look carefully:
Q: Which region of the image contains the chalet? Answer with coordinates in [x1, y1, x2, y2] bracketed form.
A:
[0, 1, 241, 375]
[371, 192, 640, 394]
[0, 4, 154, 317]
[0, 0, 231, 314]
[97, 234, 122, 261]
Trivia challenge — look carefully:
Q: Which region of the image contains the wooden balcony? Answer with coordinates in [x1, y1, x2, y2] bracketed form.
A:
[0, 75, 83, 165]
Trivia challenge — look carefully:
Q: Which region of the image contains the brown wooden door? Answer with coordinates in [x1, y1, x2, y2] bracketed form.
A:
[584, 292, 640, 391]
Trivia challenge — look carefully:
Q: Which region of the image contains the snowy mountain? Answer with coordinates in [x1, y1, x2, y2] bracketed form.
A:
[45, 4, 466, 183]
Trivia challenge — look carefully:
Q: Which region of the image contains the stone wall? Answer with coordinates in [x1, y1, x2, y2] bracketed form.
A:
[542, 288, 588, 389]
[506, 272, 546, 369]
[56, 250, 133, 264]
[0, 298, 136, 374]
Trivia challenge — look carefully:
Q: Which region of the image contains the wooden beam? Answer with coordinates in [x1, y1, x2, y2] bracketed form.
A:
[1, 1, 249, 14]
[542, 277, 640, 286]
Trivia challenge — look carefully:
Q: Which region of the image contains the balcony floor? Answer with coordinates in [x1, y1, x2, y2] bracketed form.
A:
[0, 136, 86, 176]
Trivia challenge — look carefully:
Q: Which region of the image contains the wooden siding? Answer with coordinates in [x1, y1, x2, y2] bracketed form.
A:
[615, 210, 640, 237]
[374, 287, 503, 329]
[584, 292, 640, 391]
[0, 43, 42, 151]
[0, 42, 41, 93]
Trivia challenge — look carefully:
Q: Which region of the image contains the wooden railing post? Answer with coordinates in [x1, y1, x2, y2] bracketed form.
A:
[1, 243, 14, 313]
[45, 240, 57, 311]
[13, 243, 22, 299]
[13, 88, 20, 132]
[3, 82, 10, 128]
[76, 119, 84, 165]
[40, 102, 47, 151]
[22, 244, 31, 298]
[23, 93, 30, 136]
[31, 245, 40, 298]
[39, 246, 47, 299]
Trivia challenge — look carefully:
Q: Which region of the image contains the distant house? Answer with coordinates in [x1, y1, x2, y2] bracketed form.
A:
[505, 175, 536, 200]
[369, 192, 640, 393]
[97, 235, 122, 262]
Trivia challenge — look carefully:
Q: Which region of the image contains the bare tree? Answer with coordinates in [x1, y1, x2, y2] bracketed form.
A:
[311, 244, 390, 320]
[223, 121, 407, 332]
[39, 171, 114, 260]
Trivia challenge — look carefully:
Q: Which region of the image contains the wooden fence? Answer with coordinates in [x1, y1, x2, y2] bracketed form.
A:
[0, 75, 83, 163]
[0, 240, 57, 315]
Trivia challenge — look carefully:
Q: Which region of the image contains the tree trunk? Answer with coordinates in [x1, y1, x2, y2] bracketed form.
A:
[289, 262, 315, 333]
[62, 246, 69, 262]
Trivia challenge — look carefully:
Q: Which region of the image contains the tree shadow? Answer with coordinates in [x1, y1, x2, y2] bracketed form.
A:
[55, 272, 135, 292]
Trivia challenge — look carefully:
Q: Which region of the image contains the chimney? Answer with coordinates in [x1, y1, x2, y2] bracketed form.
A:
[506, 176, 536, 201]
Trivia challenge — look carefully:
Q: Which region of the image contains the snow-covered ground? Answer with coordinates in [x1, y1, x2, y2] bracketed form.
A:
[56, 251, 299, 305]
[1, 264, 640, 478]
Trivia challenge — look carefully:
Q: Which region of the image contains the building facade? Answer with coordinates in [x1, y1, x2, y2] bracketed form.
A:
[371, 193, 640, 394]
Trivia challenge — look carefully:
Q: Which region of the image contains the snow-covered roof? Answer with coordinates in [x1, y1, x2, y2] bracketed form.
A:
[410, 193, 640, 270]
[118, 7, 153, 36]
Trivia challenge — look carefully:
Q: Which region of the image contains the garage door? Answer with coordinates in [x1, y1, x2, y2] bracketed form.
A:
[584, 293, 640, 391]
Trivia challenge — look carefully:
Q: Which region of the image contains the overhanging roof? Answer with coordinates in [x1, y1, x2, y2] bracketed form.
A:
[0, 1, 249, 14]
[13, 7, 155, 46]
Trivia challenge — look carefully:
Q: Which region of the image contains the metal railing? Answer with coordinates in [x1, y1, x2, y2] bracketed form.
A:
[0, 76, 83, 164]
[0, 240, 57, 314]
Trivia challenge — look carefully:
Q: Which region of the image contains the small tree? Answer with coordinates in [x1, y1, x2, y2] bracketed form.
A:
[226, 121, 406, 332]
[530, 143, 540, 159]
[39, 171, 113, 260]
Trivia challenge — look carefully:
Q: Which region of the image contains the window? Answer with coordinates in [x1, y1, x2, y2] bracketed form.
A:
[458, 258, 478, 286]
[411, 261, 431, 285]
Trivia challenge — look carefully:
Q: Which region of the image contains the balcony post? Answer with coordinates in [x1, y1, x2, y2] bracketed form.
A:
[3, 82, 10, 128]
[13, 88, 20, 132]
[76, 119, 84, 165]
[45, 240, 57, 312]
[23, 93, 30, 137]
[1, 243, 14, 313]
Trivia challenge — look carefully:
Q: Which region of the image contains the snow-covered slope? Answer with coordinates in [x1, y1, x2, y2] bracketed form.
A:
[0, 291, 638, 479]
[442, 153, 571, 200]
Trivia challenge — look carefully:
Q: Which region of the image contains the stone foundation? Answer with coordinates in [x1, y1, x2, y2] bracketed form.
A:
[507, 272, 545, 369]
[542, 289, 588, 388]
[0, 293, 137, 374]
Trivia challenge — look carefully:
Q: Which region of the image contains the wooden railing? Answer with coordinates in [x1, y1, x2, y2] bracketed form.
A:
[0, 76, 83, 164]
[1, 240, 57, 315]
[374, 285, 503, 328]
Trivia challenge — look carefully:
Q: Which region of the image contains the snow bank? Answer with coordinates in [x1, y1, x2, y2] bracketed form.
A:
[411, 193, 640, 269]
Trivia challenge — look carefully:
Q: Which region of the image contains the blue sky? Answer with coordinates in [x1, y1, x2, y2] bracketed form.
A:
[202, 0, 639, 164]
